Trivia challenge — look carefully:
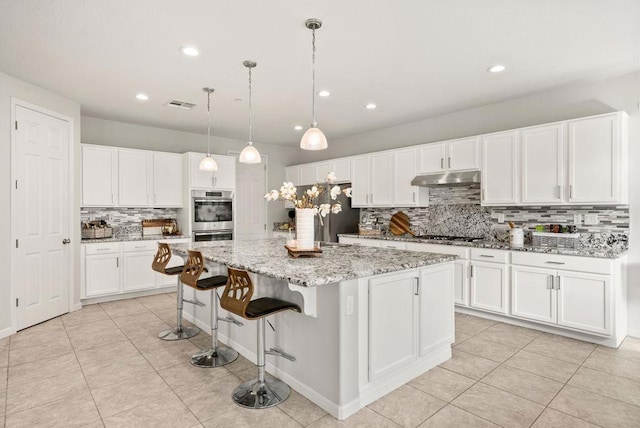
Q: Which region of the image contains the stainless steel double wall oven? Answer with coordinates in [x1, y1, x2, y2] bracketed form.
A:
[191, 190, 234, 241]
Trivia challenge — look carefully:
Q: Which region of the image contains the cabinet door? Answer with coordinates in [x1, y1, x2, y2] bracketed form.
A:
[453, 260, 469, 306]
[85, 254, 120, 297]
[351, 156, 370, 207]
[419, 264, 454, 356]
[418, 143, 446, 174]
[123, 251, 157, 291]
[189, 152, 215, 189]
[568, 114, 620, 203]
[212, 155, 236, 189]
[557, 272, 611, 335]
[521, 124, 564, 204]
[369, 272, 417, 380]
[369, 152, 393, 206]
[331, 158, 352, 183]
[299, 164, 315, 186]
[153, 152, 182, 207]
[82, 145, 117, 206]
[470, 261, 507, 314]
[448, 138, 479, 171]
[393, 148, 419, 206]
[481, 131, 519, 205]
[511, 266, 556, 324]
[285, 165, 300, 185]
[314, 161, 332, 183]
[118, 149, 152, 206]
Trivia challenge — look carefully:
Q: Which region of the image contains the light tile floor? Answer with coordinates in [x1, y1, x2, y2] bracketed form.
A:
[1, 294, 640, 427]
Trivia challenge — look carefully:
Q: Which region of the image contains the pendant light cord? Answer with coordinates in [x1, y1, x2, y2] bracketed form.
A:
[248, 66, 253, 144]
[206, 91, 212, 155]
[311, 27, 317, 127]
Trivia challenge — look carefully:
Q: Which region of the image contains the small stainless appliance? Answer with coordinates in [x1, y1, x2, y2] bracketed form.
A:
[191, 190, 233, 241]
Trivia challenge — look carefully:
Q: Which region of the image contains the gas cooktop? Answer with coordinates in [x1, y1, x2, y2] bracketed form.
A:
[414, 235, 482, 242]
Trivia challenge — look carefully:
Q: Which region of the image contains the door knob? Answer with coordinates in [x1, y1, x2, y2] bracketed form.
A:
[62, 238, 71, 244]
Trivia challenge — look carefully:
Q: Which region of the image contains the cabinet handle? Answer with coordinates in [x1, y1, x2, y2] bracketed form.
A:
[96, 248, 110, 252]
[111, 193, 114, 203]
[365, 193, 368, 203]
[212, 177, 214, 187]
[482, 189, 486, 200]
[555, 275, 561, 290]
[470, 265, 474, 278]
[116, 257, 119, 268]
[385, 245, 397, 249]
[134, 246, 146, 249]
[556, 185, 561, 199]
[548, 276, 554, 290]
[154, 194, 156, 204]
[569, 185, 573, 199]
[448, 157, 451, 168]
[415, 279, 420, 296]
[545, 261, 565, 265]
[440, 158, 444, 169]
[479, 254, 495, 258]
[412, 192, 416, 203]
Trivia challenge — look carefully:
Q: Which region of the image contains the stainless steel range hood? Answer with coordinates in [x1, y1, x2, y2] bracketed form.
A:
[411, 170, 480, 187]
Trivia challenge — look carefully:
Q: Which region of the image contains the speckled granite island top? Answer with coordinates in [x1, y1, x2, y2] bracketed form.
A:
[81, 234, 190, 243]
[170, 238, 456, 287]
[338, 234, 627, 259]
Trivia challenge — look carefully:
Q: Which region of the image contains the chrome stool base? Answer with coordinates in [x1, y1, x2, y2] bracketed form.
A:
[232, 375, 291, 409]
[190, 346, 238, 368]
[158, 326, 200, 341]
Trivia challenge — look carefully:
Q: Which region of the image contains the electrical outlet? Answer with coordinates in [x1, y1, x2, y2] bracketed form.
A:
[497, 213, 505, 223]
[346, 295, 355, 316]
[584, 214, 599, 225]
[573, 214, 582, 225]
[108, 213, 114, 222]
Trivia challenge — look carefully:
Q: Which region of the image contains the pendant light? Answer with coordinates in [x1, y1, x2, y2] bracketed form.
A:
[239, 60, 262, 164]
[199, 87, 218, 171]
[300, 18, 328, 151]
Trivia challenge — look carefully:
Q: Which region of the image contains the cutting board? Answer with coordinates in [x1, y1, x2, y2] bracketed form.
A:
[389, 212, 415, 236]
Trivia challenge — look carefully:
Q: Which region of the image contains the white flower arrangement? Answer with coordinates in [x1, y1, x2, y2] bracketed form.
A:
[265, 172, 352, 224]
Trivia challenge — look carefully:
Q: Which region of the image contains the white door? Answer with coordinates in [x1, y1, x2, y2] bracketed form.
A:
[447, 138, 480, 171]
[470, 261, 507, 314]
[418, 143, 446, 173]
[118, 149, 151, 206]
[393, 148, 419, 206]
[14, 105, 71, 329]
[153, 152, 182, 207]
[557, 272, 611, 335]
[235, 157, 266, 241]
[521, 124, 565, 204]
[481, 131, 519, 205]
[511, 266, 556, 324]
[369, 152, 393, 206]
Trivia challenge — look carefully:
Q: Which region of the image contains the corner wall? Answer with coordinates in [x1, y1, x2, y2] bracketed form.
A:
[0, 72, 82, 335]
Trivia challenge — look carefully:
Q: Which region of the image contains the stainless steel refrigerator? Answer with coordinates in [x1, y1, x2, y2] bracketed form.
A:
[294, 183, 360, 242]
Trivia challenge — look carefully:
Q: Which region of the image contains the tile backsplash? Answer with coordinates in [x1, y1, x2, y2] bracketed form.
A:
[81, 207, 179, 236]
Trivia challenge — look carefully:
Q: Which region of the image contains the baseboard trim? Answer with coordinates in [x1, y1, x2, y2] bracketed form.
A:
[81, 286, 176, 305]
[71, 303, 83, 312]
[627, 327, 640, 338]
[0, 326, 16, 340]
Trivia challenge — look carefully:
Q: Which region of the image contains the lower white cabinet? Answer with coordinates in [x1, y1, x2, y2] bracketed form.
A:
[418, 264, 454, 356]
[470, 261, 508, 314]
[83, 239, 190, 300]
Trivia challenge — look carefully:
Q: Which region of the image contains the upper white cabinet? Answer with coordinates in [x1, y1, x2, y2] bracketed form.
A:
[153, 152, 183, 207]
[285, 165, 300, 184]
[82, 145, 118, 207]
[369, 152, 394, 206]
[314, 161, 332, 183]
[418, 137, 479, 174]
[299, 164, 315, 186]
[118, 149, 152, 207]
[481, 131, 519, 205]
[81, 145, 183, 208]
[188, 152, 236, 190]
[351, 156, 370, 207]
[393, 147, 428, 207]
[568, 113, 627, 204]
[331, 158, 352, 183]
[521, 124, 565, 204]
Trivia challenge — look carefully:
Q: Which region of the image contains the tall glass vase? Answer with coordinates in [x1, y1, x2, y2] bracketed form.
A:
[295, 208, 315, 249]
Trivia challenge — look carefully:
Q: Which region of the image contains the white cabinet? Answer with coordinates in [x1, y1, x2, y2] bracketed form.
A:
[351, 156, 370, 207]
[418, 264, 454, 356]
[369, 152, 393, 206]
[118, 149, 152, 207]
[331, 158, 352, 183]
[153, 152, 183, 207]
[84, 243, 121, 297]
[481, 131, 519, 205]
[521, 124, 565, 204]
[81, 145, 118, 207]
[512, 266, 557, 324]
[393, 147, 428, 207]
[418, 137, 479, 174]
[314, 161, 332, 183]
[568, 113, 627, 204]
[299, 164, 315, 186]
[122, 241, 157, 292]
[368, 271, 417, 380]
[285, 165, 300, 184]
[469, 249, 509, 314]
[188, 152, 236, 189]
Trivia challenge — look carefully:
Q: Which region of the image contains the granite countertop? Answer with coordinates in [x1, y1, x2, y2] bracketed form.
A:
[81, 234, 190, 244]
[170, 238, 456, 287]
[338, 234, 627, 259]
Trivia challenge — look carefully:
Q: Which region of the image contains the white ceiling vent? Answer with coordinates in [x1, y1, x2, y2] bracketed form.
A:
[166, 99, 196, 110]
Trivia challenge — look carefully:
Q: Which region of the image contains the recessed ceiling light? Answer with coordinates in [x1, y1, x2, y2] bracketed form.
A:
[135, 93, 149, 101]
[294, 125, 303, 131]
[318, 90, 330, 97]
[180, 46, 200, 57]
[487, 64, 506, 73]
[365, 103, 377, 110]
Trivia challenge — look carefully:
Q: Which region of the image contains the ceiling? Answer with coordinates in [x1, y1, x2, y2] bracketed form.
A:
[1, 0, 638, 146]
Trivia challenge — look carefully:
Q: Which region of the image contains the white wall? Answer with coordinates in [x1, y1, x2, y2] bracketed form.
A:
[0, 72, 82, 335]
[80, 117, 300, 230]
[298, 71, 640, 336]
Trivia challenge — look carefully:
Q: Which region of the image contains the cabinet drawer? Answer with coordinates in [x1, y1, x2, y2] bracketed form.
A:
[122, 240, 158, 252]
[85, 242, 120, 255]
[406, 242, 469, 258]
[511, 252, 612, 275]
[470, 248, 510, 264]
[339, 237, 379, 247]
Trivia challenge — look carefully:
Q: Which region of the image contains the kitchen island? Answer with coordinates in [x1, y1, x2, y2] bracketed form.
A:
[171, 238, 456, 420]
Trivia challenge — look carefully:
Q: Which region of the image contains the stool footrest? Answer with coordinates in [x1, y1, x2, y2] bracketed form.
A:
[266, 347, 296, 362]
[218, 316, 244, 327]
[183, 297, 205, 307]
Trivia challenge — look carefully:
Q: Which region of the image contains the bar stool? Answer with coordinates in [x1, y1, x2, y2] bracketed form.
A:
[220, 267, 301, 408]
[181, 250, 240, 368]
[152, 243, 200, 341]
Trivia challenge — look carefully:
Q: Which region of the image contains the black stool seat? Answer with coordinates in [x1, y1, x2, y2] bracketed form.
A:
[164, 265, 185, 275]
[197, 275, 228, 290]
[246, 297, 301, 319]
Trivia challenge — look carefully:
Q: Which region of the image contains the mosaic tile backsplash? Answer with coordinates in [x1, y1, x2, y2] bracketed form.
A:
[81, 207, 179, 237]
[361, 184, 629, 251]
